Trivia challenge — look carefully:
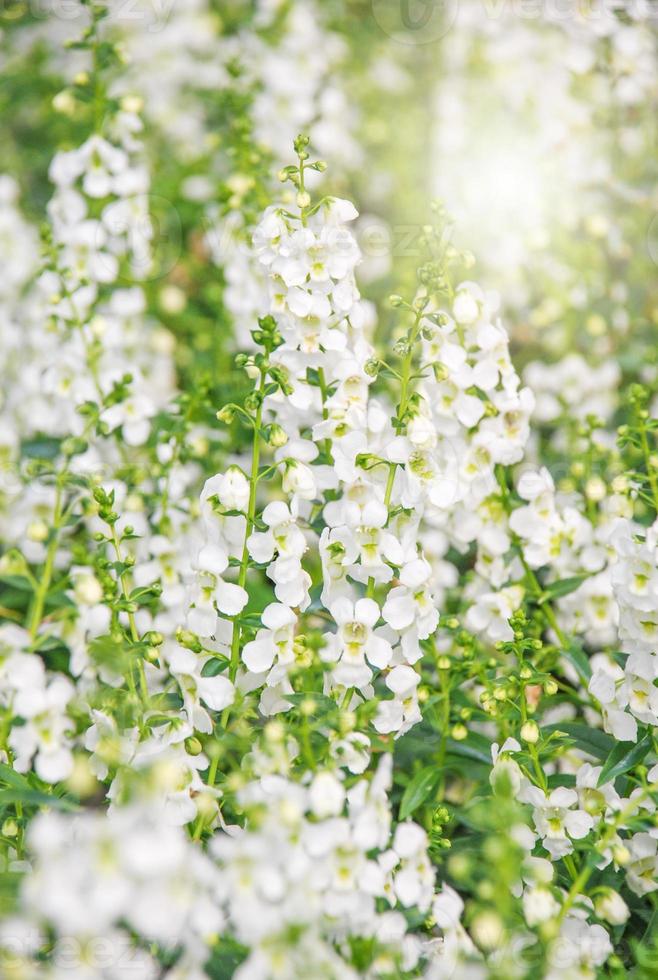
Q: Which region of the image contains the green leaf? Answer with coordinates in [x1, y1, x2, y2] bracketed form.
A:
[21, 436, 61, 460]
[0, 788, 78, 811]
[0, 763, 33, 790]
[399, 766, 440, 820]
[598, 733, 652, 786]
[0, 766, 78, 812]
[445, 732, 492, 766]
[561, 642, 592, 684]
[0, 575, 34, 593]
[538, 575, 588, 604]
[547, 773, 576, 789]
[543, 723, 614, 761]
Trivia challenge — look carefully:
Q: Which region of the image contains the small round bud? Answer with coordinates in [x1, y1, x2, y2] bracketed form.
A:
[2, 818, 18, 838]
[143, 631, 164, 646]
[27, 520, 49, 543]
[267, 424, 288, 448]
[185, 737, 203, 757]
[216, 406, 235, 424]
[612, 843, 631, 866]
[265, 720, 285, 743]
[53, 90, 76, 115]
[471, 911, 505, 951]
[594, 889, 629, 925]
[300, 698, 316, 717]
[520, 721, 539, 744]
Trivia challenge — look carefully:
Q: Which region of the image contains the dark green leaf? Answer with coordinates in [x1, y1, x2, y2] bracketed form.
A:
[539, 576, 588, 604]
[445, 732, 492, 766]
[562, 642, 592, 684]
[0, 788, 78, 811]
[399, 766, 440, 820]
[543, 723, 614, 761]
[598, 733, 652, 786]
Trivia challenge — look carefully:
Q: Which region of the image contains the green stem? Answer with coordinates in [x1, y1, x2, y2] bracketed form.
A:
[340, 686, 354, 710]
[228, 374, 265, 684]
[436, 662, 450, 800]
[366, 312, 422, 600]
[111, 527, 148, 701]
[639, 422, 658, 516]
[193, 752, 220, 841]
[28, 480, 64, 640]
[317, 366, 333, 461]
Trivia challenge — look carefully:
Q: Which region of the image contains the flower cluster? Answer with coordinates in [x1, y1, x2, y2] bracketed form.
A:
[1, 1, 658, 978]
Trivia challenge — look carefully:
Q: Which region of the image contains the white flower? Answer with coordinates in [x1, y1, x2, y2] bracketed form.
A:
[523, 886, 560, 925]
[330, 732, 371, 774]
[391, 822, 435, 911]
[309, 771, 345, 818]
[465, 585, 523, 644]
[325, 596, 392, 688]
[519, 786, 594, 860]
[588, 655, 638, 742]
[102, 394, 156, 446]
[247, 500, 310, 609]
[166, 645, 234, 733]
[281, 460, 318, 501]
[382, 559, 439, 663]
[242, 603, 297, 676]
[10, 675, 75, 783]
[625, 833, 658, 896]
[374, 666, 421, 737]
[452, 285, 481, 325]
[490, 737, 523, 796]
[546, 917, 613, 979]
[215, 466, 251, 511]
[594, 889, 629, 925]
[215, 579, 249, 616]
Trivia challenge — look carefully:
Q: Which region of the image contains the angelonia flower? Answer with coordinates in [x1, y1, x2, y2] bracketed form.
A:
[1, 2, 658, 978]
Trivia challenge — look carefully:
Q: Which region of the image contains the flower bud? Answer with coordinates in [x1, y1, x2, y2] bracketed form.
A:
[523, 887, 560, 926]
[27, 520, 49, 543]
[74, 574, 103, 605]
[611, 843, 631, 866]
[217, 466, 250, 511]
[53, 90, 76, 115]
[216, 406, 234, 424]
[471, 911, 504, 951]
[453, 289, 479, 324]
[520, 721, 539, 744]
[282, 461, 317, 500]
[267, 424, 288, 448]
[185, 737, 203, 757]
[2, 818, 18, 838]
[594, 889, 629, 925]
